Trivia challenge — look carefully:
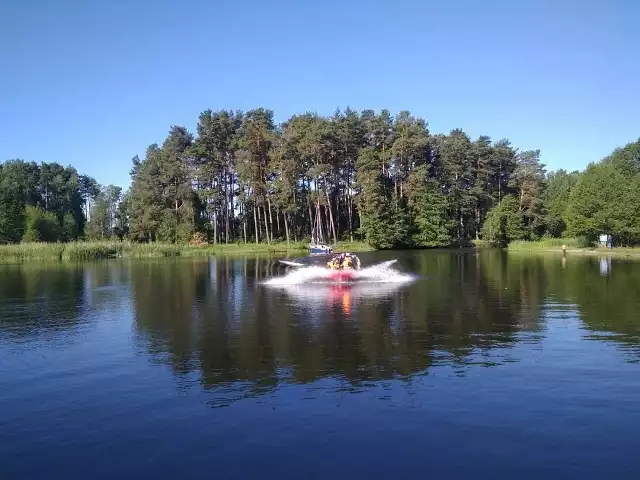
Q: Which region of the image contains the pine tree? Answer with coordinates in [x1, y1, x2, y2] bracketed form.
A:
[406, 165, 453, 247]
[355, 147, 395, 248]
[129, 147, 164, 241]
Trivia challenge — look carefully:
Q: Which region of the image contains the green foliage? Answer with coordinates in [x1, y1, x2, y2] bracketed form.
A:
[604, 137, 640, 176]
[406, 166, 453, 247]
[114, 192, 131, 239]
[576, 235, 593, 248]
[0, 240, 326, 263]
[86, 191, 109, 240]
[542, 169, 580, 236]
[0, 191, 25, 243]
[507, 237, 580, 250]
[391, 203, 411, 247]
[481, 196, 527, 246]
[0, 160, 93, 243]
[22, 205, 61, 242]
[2, 111, 639, 251]
[510, 149, 547, 237]
[355, 148, 395, 249]
[566, 158, 640, 245]
[128, 148, 163, 241]
[61, 213, 79, 241]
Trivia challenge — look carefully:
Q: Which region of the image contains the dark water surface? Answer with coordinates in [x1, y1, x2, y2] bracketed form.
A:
[1, 250, 640, 479]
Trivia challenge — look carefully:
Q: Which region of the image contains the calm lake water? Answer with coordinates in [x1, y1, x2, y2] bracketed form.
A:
[1, 250, 640, 479]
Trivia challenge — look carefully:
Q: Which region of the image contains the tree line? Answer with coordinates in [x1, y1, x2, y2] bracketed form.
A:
[2, 107, 639, 247]
[0, 161, 97, 243]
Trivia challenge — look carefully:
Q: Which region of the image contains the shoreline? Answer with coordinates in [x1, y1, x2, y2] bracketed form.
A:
[502, 238, 640, 258]
[507, 246, 640, 258]
[2, 238, 639, 264]
[0, 240, 374, 264]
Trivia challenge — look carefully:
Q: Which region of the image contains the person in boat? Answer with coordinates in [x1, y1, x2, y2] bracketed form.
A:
[326, 253, 343, 270]
[327, 253, 361, 270]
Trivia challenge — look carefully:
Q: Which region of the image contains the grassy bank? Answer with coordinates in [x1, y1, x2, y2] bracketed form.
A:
[507, 238, 640, 258]
[0, 240, 373, 263]
[508, 238, 582, 250]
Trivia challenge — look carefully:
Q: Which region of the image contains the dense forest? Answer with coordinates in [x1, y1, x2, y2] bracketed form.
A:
[1, 107, 639, 247]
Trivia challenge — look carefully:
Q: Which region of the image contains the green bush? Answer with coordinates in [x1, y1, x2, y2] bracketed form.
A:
[507, 237, 581, 250]
[22, 206, 61, 242]
[576, 235, 594, 248]
[481, 196, 527, 246]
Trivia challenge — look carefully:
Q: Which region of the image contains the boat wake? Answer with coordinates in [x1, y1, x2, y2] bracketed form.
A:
[263, 259, 416, 308]
[273, 281, 410, 304]
[263, 259, 415, 286]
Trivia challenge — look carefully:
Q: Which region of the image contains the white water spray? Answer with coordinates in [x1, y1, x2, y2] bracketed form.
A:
[355, 260, 415, 283]
[263, 259, 415, 286]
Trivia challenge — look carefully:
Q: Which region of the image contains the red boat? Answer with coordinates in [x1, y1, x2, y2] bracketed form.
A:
[326, 253, 361, 281]
[327, 268, 357, 282]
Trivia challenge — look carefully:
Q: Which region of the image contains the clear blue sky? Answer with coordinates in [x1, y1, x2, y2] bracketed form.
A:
[1, 0, 638, 189]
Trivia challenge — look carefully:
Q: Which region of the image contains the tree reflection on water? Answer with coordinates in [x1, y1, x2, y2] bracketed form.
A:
[129, 252, 552, 406]
[2, 250, 639, 408]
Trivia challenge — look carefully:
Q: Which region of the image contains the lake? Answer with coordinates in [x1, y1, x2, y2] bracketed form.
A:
[1, 249, 640, 479]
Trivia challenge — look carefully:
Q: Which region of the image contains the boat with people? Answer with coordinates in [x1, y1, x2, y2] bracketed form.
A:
[278, 252, 362, 281]
[326, 252, 361, 281]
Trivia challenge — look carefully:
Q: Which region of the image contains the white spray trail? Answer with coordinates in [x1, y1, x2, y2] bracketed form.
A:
[263, 259, 416, 286]
[354, 260, 415, 283]
[264, 265, 333, 285]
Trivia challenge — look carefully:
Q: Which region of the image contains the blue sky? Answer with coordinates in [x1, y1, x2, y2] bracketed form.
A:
[1, 0, 638, 188]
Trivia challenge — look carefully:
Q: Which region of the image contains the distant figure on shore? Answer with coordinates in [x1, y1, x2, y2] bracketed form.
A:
[599, 233, 613, 249]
